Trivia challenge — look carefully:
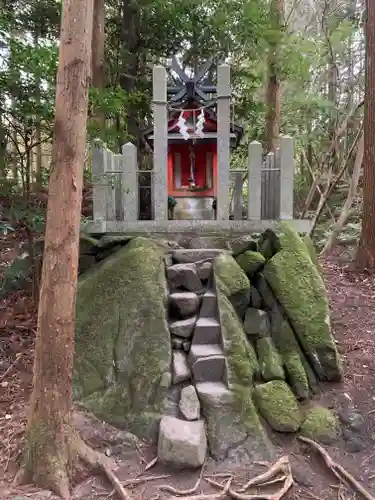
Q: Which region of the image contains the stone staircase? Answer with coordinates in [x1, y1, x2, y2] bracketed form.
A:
[165, 249, 230, 409]
[160, 247, 274, 468]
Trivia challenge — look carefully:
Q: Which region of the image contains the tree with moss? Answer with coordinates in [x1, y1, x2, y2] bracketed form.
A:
[13, 1, 116, 497]
[356, 0, 375, 270]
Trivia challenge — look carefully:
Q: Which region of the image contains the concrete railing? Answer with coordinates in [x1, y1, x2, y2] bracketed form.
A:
[91, 135, 295, 224]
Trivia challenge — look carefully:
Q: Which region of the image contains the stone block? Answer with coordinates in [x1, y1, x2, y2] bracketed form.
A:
[169, 292, 200, 318]
[158, 416, 207, 468]
[170, 316, 197, 338]
[172, 351, 191, 384]
[167, 263, 203, 292]
[244, 308, 270, 337]
[179, 385, 201, 420]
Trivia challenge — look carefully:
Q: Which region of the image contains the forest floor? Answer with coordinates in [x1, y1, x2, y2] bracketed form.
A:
[1, 232, 375, 500]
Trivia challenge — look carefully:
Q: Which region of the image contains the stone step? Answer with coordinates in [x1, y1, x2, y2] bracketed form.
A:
[195, 381, 233, 404]
[189, 343, 223, 363]
[172, 249, 231, 264]
[169, 292, 200, 318]
[200, 290, 217, 318]
[192, 317, 221, 344]
[192, 354, 226, 383]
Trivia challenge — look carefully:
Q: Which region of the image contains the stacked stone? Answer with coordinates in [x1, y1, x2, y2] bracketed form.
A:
[72, 226, 347, 468]
[213, 223, 343, 437]
[166, 254, 212, 387]
[160, 252, 216, 468]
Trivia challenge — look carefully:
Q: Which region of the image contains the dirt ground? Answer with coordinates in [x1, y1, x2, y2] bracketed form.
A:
[1, 234, 375, 500]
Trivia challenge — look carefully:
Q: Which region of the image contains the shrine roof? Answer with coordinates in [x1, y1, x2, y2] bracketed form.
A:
[143, 98, 243, 148]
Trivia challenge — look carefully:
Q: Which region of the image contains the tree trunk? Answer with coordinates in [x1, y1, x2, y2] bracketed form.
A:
[356, 0, 375, 270]
[91, 0, 106, 133]
[321, 130, 364, 257]
[34, 31, 43, 188]
[17, 0, 94, 497]
[120, 0, 141, 146]
[265, 0, 284, 152]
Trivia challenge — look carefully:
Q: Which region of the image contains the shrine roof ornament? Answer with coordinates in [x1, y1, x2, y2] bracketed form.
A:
[167, 56, 217, 105]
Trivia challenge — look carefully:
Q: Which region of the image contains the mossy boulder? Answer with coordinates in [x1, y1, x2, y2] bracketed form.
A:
[263, 222, 342, 382]
[214, 253, 251, 319]
[207, 273, 272, 461]
[231, 235, 258, 256]
[236, 251, 266, 278]
[96, 234, 134, 250]
[254, 275, 311, 399]
[254, 381, 302, 432]
[256, 337, 285, 381]
[258, 229, 281, 260]
[73, 237, 171, 441]
[300, 407, 340, 444]
[302, 234, 321, 273]
[217, 289, 260, 385]
[197, 382, 273, 462]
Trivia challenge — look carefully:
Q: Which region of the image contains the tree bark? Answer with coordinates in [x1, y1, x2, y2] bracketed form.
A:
[17, 0, 94, 497]
[120, 0, 141, 147]
[321, 130, 364, 257]
[356, 0, 375, 270]
[265, 0, 284, 152]
[91, 0, 106, 133]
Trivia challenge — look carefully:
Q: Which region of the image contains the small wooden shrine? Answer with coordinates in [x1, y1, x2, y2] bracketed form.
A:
[143, 57, 243, 219]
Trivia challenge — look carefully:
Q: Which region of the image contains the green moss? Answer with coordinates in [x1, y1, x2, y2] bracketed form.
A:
[81, 385, 163, 442]
[214, 253, 251, 319]
[258, 229, 281, 260]
[300, 406, 340, 444]
[254, 380, 302, 432]
[217, 289, 259, 385]
[74, 237, 171, 430]
[263, 222, 342, 382]
[283, 352, 309, 400]
[96, 234, 133, 249]
[236, 251, 266, 278]
[199, 382, 274, 461]
[232, 384, 272, 443]
[214, 253, 250, 295]
[82, 385, 130, 423]
[231, 235, 258, 256]
[21, 421, 68, 485]
[302, 234, 321, 273]
[256, 337, 285, 381]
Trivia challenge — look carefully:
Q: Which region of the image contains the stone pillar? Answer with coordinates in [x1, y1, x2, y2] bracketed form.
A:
[92, 140, 106, 223]
[279, 135, 294, 220]
[216, 64, 231, 220]
[121, 142, 138, 221]
[152, 65, 168, 221]
[105, 149, 116, 221]
[247, 141, 262, 220]
[233, 172, 243, 220]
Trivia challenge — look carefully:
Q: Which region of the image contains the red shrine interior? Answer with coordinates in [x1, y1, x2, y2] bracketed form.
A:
[167, 108, 217, 198]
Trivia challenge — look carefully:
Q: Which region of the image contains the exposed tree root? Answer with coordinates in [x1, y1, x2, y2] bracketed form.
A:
[167, 456, 293, 500]
[299, 436, 375, 500]
[14, 429, 132, 500]
[238, 456, 290, 491]
[124, 474, 170, 488]
[159, 462, 205, 495]
[171, 476, 233, 500]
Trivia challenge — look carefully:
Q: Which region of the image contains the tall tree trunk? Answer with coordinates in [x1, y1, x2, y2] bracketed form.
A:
[265, 0, 284, 152]
[120, 0, 141, 147]
[91, 0, 106, 134]
[17, 0, 94, 496]
[0, 109, 6, 177]
[356, 0, 375, 270]
[34, 31, 43, 188]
